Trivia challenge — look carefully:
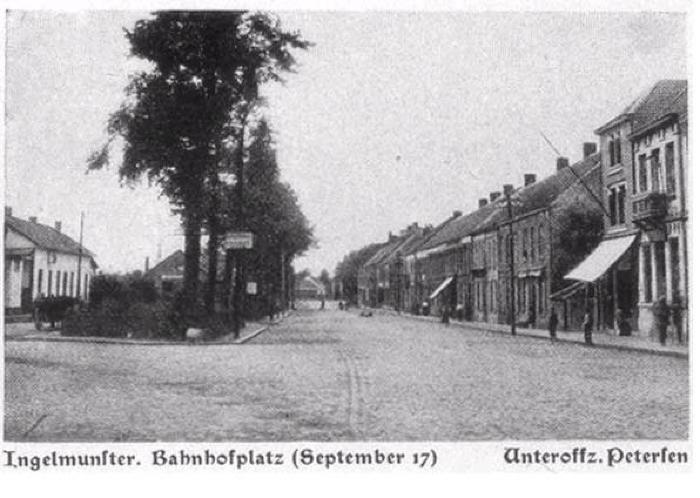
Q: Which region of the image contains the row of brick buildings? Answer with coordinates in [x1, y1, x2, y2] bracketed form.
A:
[354, 80, 688, 342]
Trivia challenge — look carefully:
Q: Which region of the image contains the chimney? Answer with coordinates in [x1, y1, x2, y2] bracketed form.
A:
[524, 173, 537, 186]
[489, 191, 501, 202]
[556, 157, 569, 171]
[503, 184, 514, 197]
[54, 221, 62, 232]
[5, 206, 11, 217]
[452, 210, 463, 218]
[478, 198, 488, 208]
[29, 216, 37, 224]
[583, 142, 597, 158]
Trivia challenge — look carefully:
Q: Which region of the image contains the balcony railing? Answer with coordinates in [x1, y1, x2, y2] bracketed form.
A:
[631, 191, 668, 225]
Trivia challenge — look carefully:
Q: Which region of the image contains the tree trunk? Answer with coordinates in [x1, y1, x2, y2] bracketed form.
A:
[183, 210, 202, 322]
[205, 212, 220, 314]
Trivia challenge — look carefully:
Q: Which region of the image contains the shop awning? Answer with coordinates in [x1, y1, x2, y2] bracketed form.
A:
[429, 276, 454, 300]
[565, 235, 637, 283]
[550, 281, 586, 301]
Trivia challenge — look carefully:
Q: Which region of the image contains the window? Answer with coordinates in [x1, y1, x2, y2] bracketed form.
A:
[665, 142, 676, 196]
[62, 272, 68, 295]
[48, 270, 53, 295]
[608, 189, 617, 226]
[638, 154, 648, 192]
[608, 184, 626, 226]
[538, 224, 546, 261]
[617, 184, 626, 224]
[37, 269, 43, 296]
[85, 275, 89, 300]
[609, 136, 622, 166]
[70, 272, 75, 296]
[643, 244, 652, 303]
[522, 229, 528, 260]
[614, 137, 622, 165]
[530, 226, 535, 262]
[55, 271, 61, 295]
[650, 149, 661, 192]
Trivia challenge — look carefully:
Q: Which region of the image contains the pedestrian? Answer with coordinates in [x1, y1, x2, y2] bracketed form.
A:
[320, 294, 325, 310]
[583, 307, 593, 345]
[441, 302, 450, 325]
[652, 297, 669, 346]
[672, 292, 683, 344]
[548, 306, 558, 341]
[615, 307, 631, 336]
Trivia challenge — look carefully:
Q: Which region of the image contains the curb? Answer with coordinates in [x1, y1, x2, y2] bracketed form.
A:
[370, 308, 688, 360]
[5, 311, 294, 347]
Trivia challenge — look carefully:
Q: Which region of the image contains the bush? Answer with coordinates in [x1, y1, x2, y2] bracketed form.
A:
[89, 273, 158, 310]
[62, 296, 233, 341]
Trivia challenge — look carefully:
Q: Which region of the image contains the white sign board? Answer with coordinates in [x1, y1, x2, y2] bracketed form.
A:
[223, 231, 254, 250]
[246, 282, 258, 295]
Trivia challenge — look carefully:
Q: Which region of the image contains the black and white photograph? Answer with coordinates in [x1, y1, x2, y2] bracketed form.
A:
[0, 0, 693, 479]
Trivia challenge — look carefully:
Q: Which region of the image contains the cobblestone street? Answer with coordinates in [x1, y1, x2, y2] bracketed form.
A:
[4, 304, 688, 441]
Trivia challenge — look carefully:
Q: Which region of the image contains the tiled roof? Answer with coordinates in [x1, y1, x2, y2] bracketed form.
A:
[363, 236, 407, 267]
[5, 214, 96, 259]
[629, 80, 687, 132]
[598, 80, 687, 133]
[415, 152, 600, 247]
[419, 202, 501, 250]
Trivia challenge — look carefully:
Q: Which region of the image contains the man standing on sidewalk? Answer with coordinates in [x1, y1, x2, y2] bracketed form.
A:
[583, 307, 593, 346]
[653, 297, 669, 346]
[548, 306, 558, 342]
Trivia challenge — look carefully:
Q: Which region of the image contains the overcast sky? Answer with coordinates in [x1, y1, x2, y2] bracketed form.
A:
[4, 10, 686, 275]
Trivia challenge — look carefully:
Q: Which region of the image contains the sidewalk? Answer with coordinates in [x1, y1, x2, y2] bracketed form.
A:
[370, 307, 688, 359]
[4, 312, 291, 346]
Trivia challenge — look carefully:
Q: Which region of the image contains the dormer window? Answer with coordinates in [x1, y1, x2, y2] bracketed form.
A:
[48, 251, 57, 263]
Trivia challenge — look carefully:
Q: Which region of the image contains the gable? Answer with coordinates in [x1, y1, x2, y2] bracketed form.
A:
[5, 226, 36, 250]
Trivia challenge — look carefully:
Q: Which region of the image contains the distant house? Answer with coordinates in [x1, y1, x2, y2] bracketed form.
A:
[144, 250, 187, 295]
[4, 207, 98, 313]
[295, 276, 326, 300]
[144, 249, 226, 296]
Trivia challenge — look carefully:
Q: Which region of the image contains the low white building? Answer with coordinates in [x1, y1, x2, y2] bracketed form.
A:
[4, 208, 98, 313]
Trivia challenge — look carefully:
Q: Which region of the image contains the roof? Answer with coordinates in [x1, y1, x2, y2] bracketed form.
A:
[596, 80, 687, 134]
[144, 248, 226, 280]
[419, 202, 501, 250]
[144, 249, 184, 279]
[363, 235, 408, 267]
[414, 153, 600, 248]
[5, 214, 96, 259]
[296, 276, 325, 293]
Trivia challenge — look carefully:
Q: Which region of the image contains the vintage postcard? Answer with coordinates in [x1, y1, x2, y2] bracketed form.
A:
[0, 0, 694, 490]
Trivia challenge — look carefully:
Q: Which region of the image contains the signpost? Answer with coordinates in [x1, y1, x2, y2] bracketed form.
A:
[223, 231, 254, 250]
[223, 231, 254, 338]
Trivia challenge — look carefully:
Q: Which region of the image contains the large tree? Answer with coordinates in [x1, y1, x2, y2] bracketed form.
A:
[219, 118, 314, 313]
[89, 11, 309, 317]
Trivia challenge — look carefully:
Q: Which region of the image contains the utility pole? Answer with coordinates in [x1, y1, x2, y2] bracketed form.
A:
[505, 189, 517, 336]
[76, 211, 84, 300]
